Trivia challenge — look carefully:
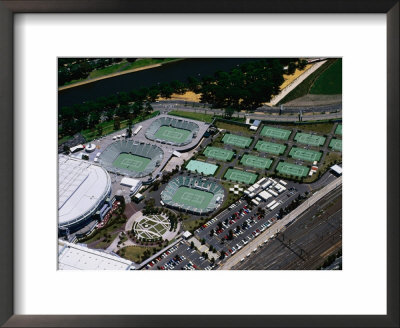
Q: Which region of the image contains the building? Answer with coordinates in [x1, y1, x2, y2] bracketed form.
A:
[330, 164, 343, 176]
[58, 241, 135, 270]
[58, 155, 111, 235]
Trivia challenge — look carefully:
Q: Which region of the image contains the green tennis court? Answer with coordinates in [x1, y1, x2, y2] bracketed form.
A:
[222, 134, 253, 148]
[260, 126, 291, 140]
[172, 186, 214, 210]
[276, 162, 309, 177]
[329, 138, 342, 151]
[112, 153, 151, 172]
[255, 140, 286, 155]
[203, 146, 234, 161]
[186, 160, 218, 176]
[154, 125, 191, 143]
[335, 124, 342, 135]
[240, 154, 273, 169]
[224, 168, 258, 184]
[294, 132, 326, 146]
[289, 147, 322, 162]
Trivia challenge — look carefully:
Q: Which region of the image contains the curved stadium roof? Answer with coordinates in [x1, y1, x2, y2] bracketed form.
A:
[58, 155, 111, 229]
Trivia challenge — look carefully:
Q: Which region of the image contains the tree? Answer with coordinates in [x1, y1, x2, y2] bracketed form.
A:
[287, 62, 296, 75]
[126, 124, 132, 138]
[190, 241, 194, 249]
[96, 125, 103, 136]
[228, 229, 233, 240]
[201, 238, 206, 245]
[114, 116, 121, 130]
[210, 228, 214, 237]
[224, 107, 234, 119]
[63, 145, 70, 154]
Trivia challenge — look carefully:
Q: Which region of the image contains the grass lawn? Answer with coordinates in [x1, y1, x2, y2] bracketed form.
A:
[278, 59, 339, 105]
[310, 59, 342, 94]
[280, 122, 334, 135]
[58, 135, 73, 146]
[183, 218, 209, 233]
[215, 121, 253, 136]
[61, 58, 182, 87]
[117, 246, 153, 263]
[169, 110, 215, 123]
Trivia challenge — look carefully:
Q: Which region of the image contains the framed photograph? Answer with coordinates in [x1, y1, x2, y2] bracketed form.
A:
[0, 1, 398, 327]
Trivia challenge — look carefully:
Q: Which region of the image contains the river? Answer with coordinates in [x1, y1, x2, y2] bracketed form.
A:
[58, 58, 260, 109]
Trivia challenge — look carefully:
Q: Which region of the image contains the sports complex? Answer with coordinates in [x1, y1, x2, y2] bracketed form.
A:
[335, 124, 342, 135]
[255, 140, 286, 155]
[240, 154, 273, 169]
[276, 161, 310, 177]
[329, 138, 342, 151]
[145, 116, 199, 146]
[260, 126, 291, 140]
[294, 132, 326, 147]
[186, 160, 219, 176]
[203, 146, 235, 161]
[222, 134, 253, 148]
[289, 147, 322, 162]
[224, 168, 258, 184]
[161, 176, 224, 215]
[98, 140, 164, 178]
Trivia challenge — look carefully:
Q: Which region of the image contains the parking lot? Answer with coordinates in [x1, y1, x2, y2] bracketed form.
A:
[145, 240, 215, 270]
[194, 179, 300, 262]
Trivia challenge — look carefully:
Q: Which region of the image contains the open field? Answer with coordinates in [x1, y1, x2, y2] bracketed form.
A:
[329, 139, 342, 152]
[278, 59, 338, 105]
[260, 126, 291, 140]
[224, 168, 258, 184]
[203, 146, 234, 161]
[276, 162, 309, 177]
[117, 246, 153, 263]
[186, 160, 218, 176]
[222, 134, 253, 148]
[294, 132, 326, 147]
[289, 147, 322, 162]
[254, 140, 286, 155]
[172, 187, 214, 210]
[240, 154, 273, 169]
[215, 121, 252, 136]
[310, 59, 342, 95]
[113, 153, 151, 172]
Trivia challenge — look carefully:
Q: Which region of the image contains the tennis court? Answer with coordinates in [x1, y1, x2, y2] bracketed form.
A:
[335, 124, 342, 135]
[186, 160, 218, 176]
[172, 186, 214, 210]
[240, 154, 273, 169]
[224, 168, 258, 184]
[276, 162, 309, 177]
[203, 146, 234, 161]
[154, 125, 191, 143]
[294, 132, 326, 146]
[112, 153, 151, 172]
[255, 140, 286, 155]
[289, 147, 322, 162]
[329, 138, 342, 151]
[260, 126, 292, 140]
[222, 134, 253, 148]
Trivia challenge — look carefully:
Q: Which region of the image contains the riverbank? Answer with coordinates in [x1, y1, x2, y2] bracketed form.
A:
[58, 59, 184, 91]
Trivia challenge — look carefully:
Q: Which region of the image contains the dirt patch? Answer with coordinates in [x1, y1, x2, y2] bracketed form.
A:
[284, 94, 342, 107]
[158, 91, 201, 102]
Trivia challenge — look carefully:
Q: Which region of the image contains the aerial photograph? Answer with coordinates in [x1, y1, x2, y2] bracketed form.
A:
[58, 58, 342, 270]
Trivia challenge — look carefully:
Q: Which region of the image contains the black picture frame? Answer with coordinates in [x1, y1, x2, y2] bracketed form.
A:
[0, 1, 398, 327]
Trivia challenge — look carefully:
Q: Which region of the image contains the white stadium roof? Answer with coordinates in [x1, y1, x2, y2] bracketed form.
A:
[58, 242, 134, 270]
[58, 155, 111, 228]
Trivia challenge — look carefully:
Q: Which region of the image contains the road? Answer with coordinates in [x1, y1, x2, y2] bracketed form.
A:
[218, 175, 342, 269]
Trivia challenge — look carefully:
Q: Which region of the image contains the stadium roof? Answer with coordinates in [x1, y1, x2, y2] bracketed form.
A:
[58, 156, 111, 228]
[58, 241, 134, 270]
